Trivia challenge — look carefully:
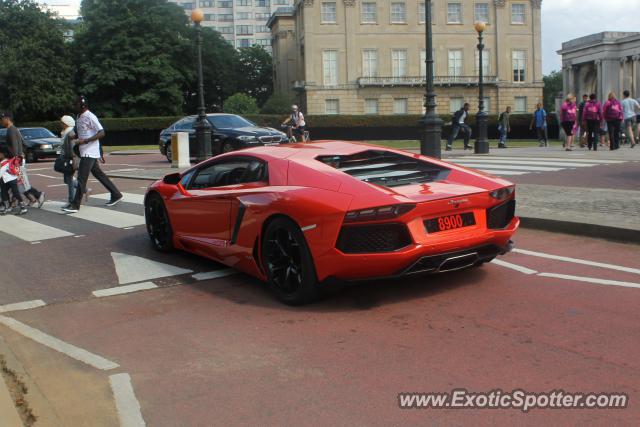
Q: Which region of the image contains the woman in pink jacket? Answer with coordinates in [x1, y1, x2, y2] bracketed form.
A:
[583, 93, 602, 151]
[560, 94, 578, 151]
[603, 92, 623, 150]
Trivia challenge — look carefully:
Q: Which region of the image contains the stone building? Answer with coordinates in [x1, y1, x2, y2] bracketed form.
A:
[268, 0, 543, 115]
[558, 32, 640, 102]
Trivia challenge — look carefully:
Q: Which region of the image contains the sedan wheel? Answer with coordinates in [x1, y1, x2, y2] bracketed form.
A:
[262, 217, 319, 305]
[145, 193, 174, 252]
[222, 142, 234, 153]
[165, 144, 172, 163]
[25, 150, 37, 163]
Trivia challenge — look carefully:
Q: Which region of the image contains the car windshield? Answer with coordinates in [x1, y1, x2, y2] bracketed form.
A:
[21, 128, 56, 139]
[317, 150, 450, 187]
[208, 115, 255, 129]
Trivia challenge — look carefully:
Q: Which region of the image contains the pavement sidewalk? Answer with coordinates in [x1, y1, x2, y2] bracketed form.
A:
[105, 147, 640, 243]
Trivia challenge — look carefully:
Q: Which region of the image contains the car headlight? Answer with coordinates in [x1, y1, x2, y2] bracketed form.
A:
[39, 144, 52, 149]
[489, 186, 515, 200]
[238, 135, 257, 142]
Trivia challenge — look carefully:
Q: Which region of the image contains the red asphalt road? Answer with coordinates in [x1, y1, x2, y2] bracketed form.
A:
[3, 224, 640, 425]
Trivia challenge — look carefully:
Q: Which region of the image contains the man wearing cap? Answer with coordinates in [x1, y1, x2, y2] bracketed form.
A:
[62, 96, 122, 213]
[0, 112, 45, 207]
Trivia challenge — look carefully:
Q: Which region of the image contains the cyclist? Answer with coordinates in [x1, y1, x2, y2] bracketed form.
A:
[281, 105, 306, 142]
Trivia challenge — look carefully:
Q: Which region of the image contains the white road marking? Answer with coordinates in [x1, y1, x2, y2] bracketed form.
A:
[459, 156, 626, 164]
[0, 315, 119, 370]
[33, 173, 57, 179]
[108, 168, 143, 173]
[109, 373, 146, 427]
[0, 215, 74, 242]
[451, 159, 595, 167]
[538, 273, 640, 290]
[25, 167, 54, 171]
[43, 201, 145, 228]
[31, 241, 41, 245]
[47, 184, 68, 187]
[491, 259, 538, 275]
[514, 249, 640, 275]
[112, 252, 193, 285]
[474, 170, 529, 176]
[92, 192, 145, 205]
[192, 269, 238, 281]
[93, 282, 158, 297]
[0, 300, 46, 314]
[452, 163, 564, 172]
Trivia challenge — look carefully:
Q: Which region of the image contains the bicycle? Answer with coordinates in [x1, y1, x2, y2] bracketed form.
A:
[281, 125, 310, 143]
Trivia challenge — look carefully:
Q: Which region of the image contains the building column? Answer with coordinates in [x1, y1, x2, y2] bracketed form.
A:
[619, 57, 626, 96]
[633, 55, 640, 97]
[562, 66, 571, 98]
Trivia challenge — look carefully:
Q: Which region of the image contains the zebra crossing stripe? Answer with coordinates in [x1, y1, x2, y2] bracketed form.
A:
[461, 156, 626, 164]
[454, 163, 565, 172]
[42, 201, 145, 228]
[451, 159, 595, 167]
[470, 169, 529, 176]
[91, 192, 145, 205]
[0, 214, 74, 242]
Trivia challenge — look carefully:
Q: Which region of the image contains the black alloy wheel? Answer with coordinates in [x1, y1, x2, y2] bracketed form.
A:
[165, 143, 172, 163]
[262, 217, 319, 305]
[145, 193, 174, 252]
[25, 149, 36, 163]
[222, 142, 234, 153]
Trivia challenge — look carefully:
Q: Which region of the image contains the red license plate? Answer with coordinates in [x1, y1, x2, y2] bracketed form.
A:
[425, 212, 476, 233]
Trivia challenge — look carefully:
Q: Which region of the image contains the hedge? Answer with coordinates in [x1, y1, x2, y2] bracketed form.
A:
[22, 113, 558, 145]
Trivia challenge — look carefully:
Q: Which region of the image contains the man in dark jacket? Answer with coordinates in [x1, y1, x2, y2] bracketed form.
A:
[0, 112, 45, 207]
[446, 103, 472, 151]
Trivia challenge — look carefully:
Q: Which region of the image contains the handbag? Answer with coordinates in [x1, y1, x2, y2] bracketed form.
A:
[54, 156, 74, 174]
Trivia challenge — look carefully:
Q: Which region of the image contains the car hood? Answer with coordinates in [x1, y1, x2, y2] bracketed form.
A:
[25, 137, 61, 146]
[221, 126, 285, 137]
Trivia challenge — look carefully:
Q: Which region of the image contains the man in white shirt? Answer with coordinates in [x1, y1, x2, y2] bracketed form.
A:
[62, 96, 122, 213]
[621, 90, 639, 148]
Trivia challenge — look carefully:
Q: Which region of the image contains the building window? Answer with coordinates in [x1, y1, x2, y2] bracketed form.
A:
[255, 13, 270, 19]
[217, 26, 233, 34]
[321, 2, 337, 23]
[394, 98, 408, 114]
[514, 96, 527, 112]
[200, 0, 214, 7]
[218, 14, 233, 21]
[448, 49, 463, 77]
[237, 12, 252, 19]
[181, 2, 195, 10]
[323, 50, 338, 86]
[420, 49, 426, 78]
[447, 2, 462, 24]
[237, 0, 251, 5]
[365, 99, 379, 114]
[392, 49, 407, 78]
[474, 50, 490, 76]
[218, 0, 232, 7]
[474, 3, 489, 23]
[362, 49, 378, 78]
[325, 99, 340, 114]
[236, 25, 253, 35]
[418, 2, 425, 23]
[255, 0, 268, 6]
[204, 13, 215, 21]
[361, 2, 377, 24]
[512, 50, 526, 82]
[511, 3, 525, 24]
[255, 26, 269, 33]
[390, 2, 406, 24]
[257, 39, 271, 46]
[237, 39, 251, 48]
[450, 97, 464, 113]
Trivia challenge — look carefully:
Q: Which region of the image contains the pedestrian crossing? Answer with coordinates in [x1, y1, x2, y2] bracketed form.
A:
[448, 156, 627, 176]
[0, 192, 146, 243]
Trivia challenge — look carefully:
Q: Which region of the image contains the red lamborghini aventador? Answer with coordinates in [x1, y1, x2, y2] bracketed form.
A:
[144, 141, 519, 305]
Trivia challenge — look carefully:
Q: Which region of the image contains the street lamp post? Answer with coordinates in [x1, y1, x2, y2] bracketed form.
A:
[191, 9, 213, 162]
[420, 0, 443, 159]
[474, 21, 489, 154]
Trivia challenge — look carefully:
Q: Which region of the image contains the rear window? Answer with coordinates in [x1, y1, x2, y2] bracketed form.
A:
[316, 150, 450, 187]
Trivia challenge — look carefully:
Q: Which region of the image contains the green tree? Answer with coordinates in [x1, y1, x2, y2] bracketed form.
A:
[236, 45, 273, 107]
[0, 0, 74, 121]
[73, 0, 192, 117]
[260, 93, 292, 114]
[543, 70, 563, 112]
[223, 93, 259, 115]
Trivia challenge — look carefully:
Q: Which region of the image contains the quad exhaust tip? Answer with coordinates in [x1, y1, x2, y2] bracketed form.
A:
[437, 252, 479, 273]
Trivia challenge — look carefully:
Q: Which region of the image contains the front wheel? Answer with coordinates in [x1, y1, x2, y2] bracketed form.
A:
[145, 193, 174, 252]
[262, 217, 319, 305]
[222, 142, 235, 153]
[25, 149, 37, 163]
[165, 143, 172, 163]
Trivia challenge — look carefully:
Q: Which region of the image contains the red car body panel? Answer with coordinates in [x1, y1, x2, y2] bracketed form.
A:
[146, 141, 519, 283]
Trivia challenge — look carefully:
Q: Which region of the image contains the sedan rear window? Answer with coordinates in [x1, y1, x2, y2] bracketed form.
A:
[317, 150, 450, 187]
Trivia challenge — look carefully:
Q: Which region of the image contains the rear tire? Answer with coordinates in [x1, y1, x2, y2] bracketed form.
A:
[145, 193, 174, 252]
[165, 144, 172, 163]
[261, 217, 319, 305]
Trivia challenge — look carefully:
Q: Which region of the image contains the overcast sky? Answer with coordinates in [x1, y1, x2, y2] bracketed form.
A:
[542, 0, 637, 74]
[43, 0, 637, 76]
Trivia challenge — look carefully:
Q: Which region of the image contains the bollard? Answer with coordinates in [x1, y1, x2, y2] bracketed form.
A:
[171, 132, 191, 168]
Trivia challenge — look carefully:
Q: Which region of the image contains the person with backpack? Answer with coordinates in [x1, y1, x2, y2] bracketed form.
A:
[529, 103, 548, 147]
[620, 90, 639, 148]
[446, 103, 472, 151]
[0, 147, 27, 215]
[497, 106, 511, 149]
[583, 93, 602, 151]
[56, 115, 78, 208]
[602, 91, 623, 150]
[559, 94, 578, 151]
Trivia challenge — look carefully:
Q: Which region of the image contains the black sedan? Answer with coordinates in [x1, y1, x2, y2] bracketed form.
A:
[0, 127, 62, 163]
[158, 114, 288, 162]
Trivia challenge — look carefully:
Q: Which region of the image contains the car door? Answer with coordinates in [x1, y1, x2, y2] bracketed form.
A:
[168, 156, 265, 254]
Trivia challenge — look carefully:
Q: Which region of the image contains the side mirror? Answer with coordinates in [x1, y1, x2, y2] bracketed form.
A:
[163, 172, 181, 185]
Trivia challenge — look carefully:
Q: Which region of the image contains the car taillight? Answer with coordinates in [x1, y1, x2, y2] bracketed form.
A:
[489, 186, 515, 201]
[344, 204, 416, 223]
